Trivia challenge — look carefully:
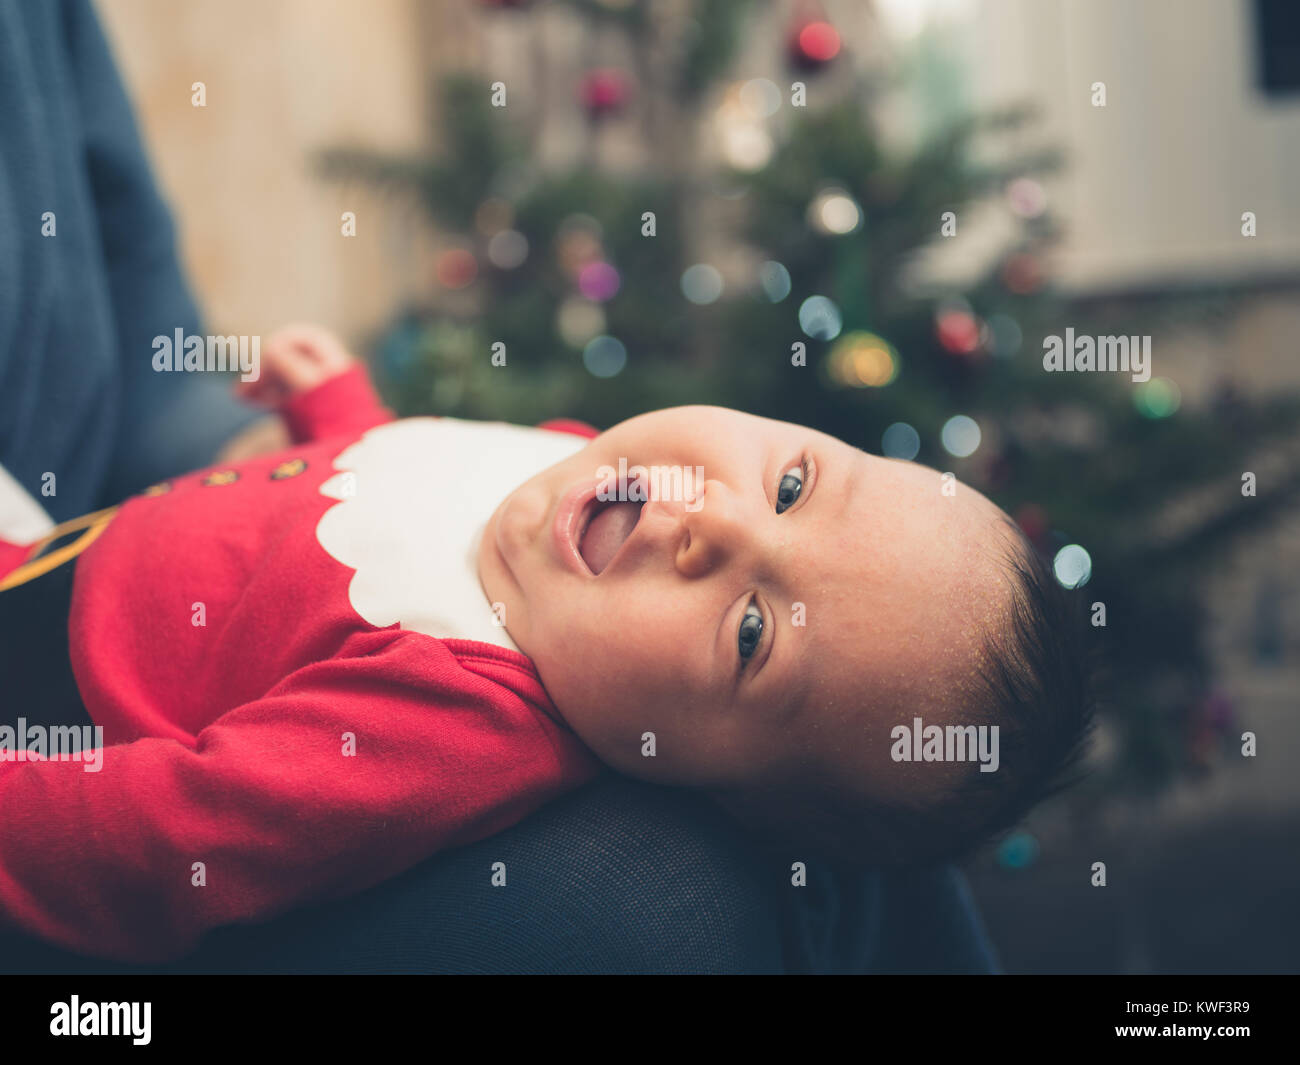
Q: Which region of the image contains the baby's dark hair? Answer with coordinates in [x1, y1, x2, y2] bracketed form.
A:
[712, 517, 1097, 869]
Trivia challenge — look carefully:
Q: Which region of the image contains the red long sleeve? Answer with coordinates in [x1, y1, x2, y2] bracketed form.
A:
[278, 362, 395, 443]
[0, 369, 603, 961]
[0, 631, 597, 962]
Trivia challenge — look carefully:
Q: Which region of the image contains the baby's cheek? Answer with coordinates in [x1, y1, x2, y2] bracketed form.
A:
[568, 617, 660, 698]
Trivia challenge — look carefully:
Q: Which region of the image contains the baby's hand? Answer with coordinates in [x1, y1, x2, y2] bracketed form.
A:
[238, 323, 355, 406]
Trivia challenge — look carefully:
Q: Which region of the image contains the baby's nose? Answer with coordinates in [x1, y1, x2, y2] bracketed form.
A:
[675, 480, 755, 576]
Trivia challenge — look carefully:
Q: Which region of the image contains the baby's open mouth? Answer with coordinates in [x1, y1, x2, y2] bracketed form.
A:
[577, 499, 644, 575]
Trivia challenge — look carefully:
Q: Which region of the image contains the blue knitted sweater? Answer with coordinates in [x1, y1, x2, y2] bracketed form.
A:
[0, 0, 256, 521]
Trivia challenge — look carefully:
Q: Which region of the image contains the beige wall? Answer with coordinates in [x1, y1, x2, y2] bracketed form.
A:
[970, 0, 1300, 291]
[96, 0, 451, 347]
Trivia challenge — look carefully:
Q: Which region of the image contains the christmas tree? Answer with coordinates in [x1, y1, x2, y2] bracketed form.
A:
[320, 0, 1300, 822]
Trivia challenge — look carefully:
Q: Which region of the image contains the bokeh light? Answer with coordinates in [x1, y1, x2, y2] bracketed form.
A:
[996, 831, 1040, 870]
[1053, 544, 1092, 588]
[759, 261, 791, 302]
[738, 77, 781, 118]
[487, 229, 528, 269]
[935, 308, 981, 354]
[807, 188, 862, 235]
[715, 82, 774, 171]
[435, 248, 477, 289]
[581, 67, 629, 117]
[1134, 377, 1182, 418]
[719, 121, 773, 171]
[941, 414, 982, 457]
[681, 263, 724, 304]
[798, 295, 842, 340]
[577, 260, 621, 301]
[797, 21, 841, 63]
[829, 331, 898, 387]
[882, 422, 921, 460]
[1006, 177, 1047, 219]
[582, 335, 627, 378]
[557, 298, 605, 347]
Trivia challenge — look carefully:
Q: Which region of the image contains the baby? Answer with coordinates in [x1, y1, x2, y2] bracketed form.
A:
[0, 326, 1092, 963]
[479, 377, 1094, 870]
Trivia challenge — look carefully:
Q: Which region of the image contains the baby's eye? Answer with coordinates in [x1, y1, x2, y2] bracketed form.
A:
[775, 464, 804, 514]
[738, 601, 763, 662]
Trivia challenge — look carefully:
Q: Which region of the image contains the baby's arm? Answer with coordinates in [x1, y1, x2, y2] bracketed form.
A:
[0, 633, 592, 962]
[237, 324, 395, 446]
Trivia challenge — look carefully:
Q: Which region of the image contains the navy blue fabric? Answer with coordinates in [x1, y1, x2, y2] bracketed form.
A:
[0, 772, 998, 974]
[782, 860, 1000, 974]
[0, 0, 257, 519]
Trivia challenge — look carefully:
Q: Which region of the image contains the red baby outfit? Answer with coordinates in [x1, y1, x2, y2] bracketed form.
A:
[0, 367, 602, 962]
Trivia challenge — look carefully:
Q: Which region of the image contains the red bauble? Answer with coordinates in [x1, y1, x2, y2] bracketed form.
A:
[935, 310, 981, 355]
[435, 248, 477, 290]
[788, 20, 841, 71]
[581, 69, 629, 118]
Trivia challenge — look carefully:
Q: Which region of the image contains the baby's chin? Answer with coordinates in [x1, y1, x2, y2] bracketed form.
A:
[475, 470, 569, 644]
[475, 491, 522, 618]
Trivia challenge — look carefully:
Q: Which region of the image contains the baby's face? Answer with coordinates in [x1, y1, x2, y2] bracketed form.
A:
[478, 405, 1015, 803]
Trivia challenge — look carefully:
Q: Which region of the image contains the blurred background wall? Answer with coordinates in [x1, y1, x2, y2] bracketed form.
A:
[98, 0, 440, 339]
[964, 0, 1300, 407]
[970, 0, 1300, 290]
